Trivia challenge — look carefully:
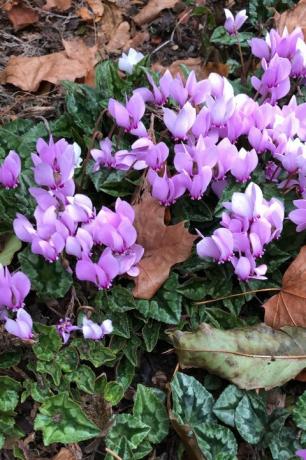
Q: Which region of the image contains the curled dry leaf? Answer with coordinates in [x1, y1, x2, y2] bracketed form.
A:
[43, 0, 72, 12]
[173, 323, 306, 390]
[106, 21, 130, 53]
[152, 58, 228, 80]
[133, 0, 180, 26]
[77, 0, 104, 22]
[53, 447, 78, 460]
[0, 38, 98, 92]
[264, 246, 306, 329]
[7, 2, 38, 31]
[133, 192, 196, 299]
[275, 0, 306, 37]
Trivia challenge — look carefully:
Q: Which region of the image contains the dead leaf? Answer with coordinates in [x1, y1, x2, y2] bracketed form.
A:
[53, 448, 77, 460]
[264, 246, 306, 329]
[43, 0, 71, 11]
[0, 38, 98, 92]
[77, 0, 104, 22]
[98, 2, 123, 43]
[133, 0, 180, 26]
[7, 2, 38, 31]
[106, 21, 130, 52]
[275, 0, 306, 37]
[125, 30, 150, 50]
[133, 192, 196, 299]
[152, 58, 228, 80]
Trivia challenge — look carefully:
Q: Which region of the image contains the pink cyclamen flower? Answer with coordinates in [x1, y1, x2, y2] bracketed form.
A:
[0, 265, 31, 311]
[231, 148, 258, 183]
[0, 151, 21, 189]
[224, 9, 247, 35]
[57, 317, 79, 344]
[82, 317, 113, 340]
[76, 248, 119, 289]
[148, 169, 186, 206]
[197, 228, 234, 263]
[289, 199, 306, 231]
[91, 138, 116, 171]
[296, 450, 306, 460]
[163, 102, 196, 140]
[5, 309, 33, 340]
[108, 93, 147, 136]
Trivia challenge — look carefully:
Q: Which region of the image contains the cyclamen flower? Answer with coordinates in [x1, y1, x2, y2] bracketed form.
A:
[82, 317, 113, 340]
[76, 248, 119, 289]
[0, 265, 31, 311]
[163, 102, 196, 140]
[118, 48, 144, 74]
[148, 169, 186, 206]
[108, 93, 147, 136]
[91, 138, 116, 171]
[224, 9, 247, 35]
[296, 450, 306, 460]
[0, 151, 21, 189]
[289, 199, 306, 231]
[197, 228, 234, 263]
[5, 309, 33, 340]
[231, 148, 258, 182]
[57, 317, 79, 344]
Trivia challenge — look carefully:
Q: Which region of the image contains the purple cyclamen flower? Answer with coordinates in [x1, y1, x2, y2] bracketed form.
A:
[66, 228, 93, 259]
[115, 243, 144, 276]
[197, 228, 234, 263]
[231, 148, 258, 183]
[185, 70, 211, 105]
[82, 317, 113, 340]
[131, 138, 169, 171]
[108, 93, 147, 137]
[91, 138, 116, 171]
[182, 166, 212, 200]
[232, 256, 267, 281]
[5, 309, 33, 340]
[296, 450, 306, 460]
[163, 102, 196, 140]
[57, 317, 79, 344]
[0, 151, 21, 189]
[76, 248, 119, 289]
[134, 70, 173, 105]
[224, 9, 247, 35]
[148, 169, 186, 206]
[289, 199, 306, 231]
[0, 265, 31, 311]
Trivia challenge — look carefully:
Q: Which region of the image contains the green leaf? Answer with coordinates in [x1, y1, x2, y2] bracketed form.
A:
[171, 372, 214, 426]
[19, 248, 72, 299]
[193, 422, 237, 460]
[0, 351, 21, 369]
[36, 360, 62, 386]
[116, 357, 135, 392]
[173, 323, 306, 389]
[123, 335, 142, 366]
[22, 380, 52, 403]
[213, 385, 244, 427]
[0, 235, 22, 266]
[34, 393, 100, 446]
[0, 412, 15, 433]
[235, 393, 267, 444]
[133, 384, 169, 444]
[269, 426, 301, 460]
[66, 365, 96, 394]
[104, 381, 124, 405]
[0, 376, 20, 412]
[293, 391, 306, 430]
[33, 324, 62, 361]
[210, 26, 253, 47]
[106, 413, 151, 458]
[0, 433, 4, 450]
[142, 321, 160, 352]
[72, 338, 117, 367]
[56, 347, 79, 373]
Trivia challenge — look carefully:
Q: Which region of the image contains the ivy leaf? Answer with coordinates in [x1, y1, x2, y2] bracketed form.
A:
[19, 248, 72, 299]
[34, 393, 100, 446]
[133, 384, 169, 444]
[106, 413, 151, 459]
[0, 376, 21, 412]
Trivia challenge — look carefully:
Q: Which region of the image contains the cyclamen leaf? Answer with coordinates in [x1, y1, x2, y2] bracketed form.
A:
[173, 323, 306, 389]
[34, 393, 100, 446]
[0, 235, 22, 266]
[133, 192, 196, 299]
[193, 422, 238, 460]
[104, 381, 124, 405]
[293, 391, 306, 430]
[133, 384, 169, 444]
[0, 376, 21, 412]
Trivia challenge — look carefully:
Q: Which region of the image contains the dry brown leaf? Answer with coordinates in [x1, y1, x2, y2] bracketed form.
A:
[53, 448, 77, 460]
[43, 0, 71, 12]
[264, 246, 306, 329]
[7, 3, 38, 30]
[133, 0, 180, 26]
[0, 38, 98, 92]
[77, 0, 104, 22]
[106, 21, 130, 52]
[98, 2, 123, 43]
[133, 192, 196, 299]
[275, 0, 306, 37]
[125, 30, 150, 50]
[152, 58, 228, 80]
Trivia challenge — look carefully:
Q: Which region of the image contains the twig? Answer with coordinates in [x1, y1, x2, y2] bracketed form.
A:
[195, 287, 280, 305]
[105, 448, 123, 460]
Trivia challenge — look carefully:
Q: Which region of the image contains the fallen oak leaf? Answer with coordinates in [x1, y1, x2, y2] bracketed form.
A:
[106, 21, 130, 53]
[264, 245, 306, 329]
[133, 0, 180, 26]
[6, 2, 38, 31]
[275, 0, 306, 37]
[43, 0, 71, 12]
[0, 38, 98, 92]
[172, 322, 306, 390]
[133, 192, 196, 299]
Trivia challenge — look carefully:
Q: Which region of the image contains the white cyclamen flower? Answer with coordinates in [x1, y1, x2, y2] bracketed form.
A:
[118, 48, 144, 75]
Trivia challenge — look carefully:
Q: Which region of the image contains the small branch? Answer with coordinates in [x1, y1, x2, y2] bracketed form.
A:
[105, 448, 122, 460]
[195, 287, 280, 305]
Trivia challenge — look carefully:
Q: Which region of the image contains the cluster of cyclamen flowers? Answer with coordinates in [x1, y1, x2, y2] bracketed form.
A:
[197, 183, 284, 280]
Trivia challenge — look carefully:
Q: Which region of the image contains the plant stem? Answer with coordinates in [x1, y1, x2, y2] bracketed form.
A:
[236, 34, 246, 85]
[195, 287, 280, 305]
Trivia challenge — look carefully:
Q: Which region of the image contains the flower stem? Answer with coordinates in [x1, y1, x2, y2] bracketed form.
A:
[195, 287, 280, 305]
[236, 34, 246, 84]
